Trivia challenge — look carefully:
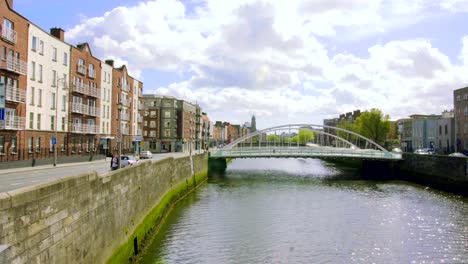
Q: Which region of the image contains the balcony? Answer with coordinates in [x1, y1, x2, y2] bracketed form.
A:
[119, 98, 130, 107]
[122, 83, 130, 92]
[77, 64, 86, 75]
[71, 83, 100, 98]
[71, 103, 100, 117]
[120, 113, 130, 121]
[1, 26, 16, 44]
[0, 55, 27, 75]
[71, 123, 100, 134]
[5, 85, 26, 103]
[0, 116, 25, 130]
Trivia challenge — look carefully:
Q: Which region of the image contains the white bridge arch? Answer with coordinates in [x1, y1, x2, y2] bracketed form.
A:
[210, 124, 402, 160]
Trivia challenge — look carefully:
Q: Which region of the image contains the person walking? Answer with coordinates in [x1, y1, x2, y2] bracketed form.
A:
[111, 155, 119, 171]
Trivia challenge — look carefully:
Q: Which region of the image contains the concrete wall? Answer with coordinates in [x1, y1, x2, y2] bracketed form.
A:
[0, 153, 208, 263]
[396, 153, 468, 195]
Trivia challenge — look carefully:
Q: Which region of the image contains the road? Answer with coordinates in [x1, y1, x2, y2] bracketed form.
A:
[0, 152, 193, 193]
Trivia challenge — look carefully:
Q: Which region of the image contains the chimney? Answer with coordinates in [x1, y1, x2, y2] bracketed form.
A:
[6, 0, 13, 8]
[105, 60, 114, 67]
[50, 28, 65, 41]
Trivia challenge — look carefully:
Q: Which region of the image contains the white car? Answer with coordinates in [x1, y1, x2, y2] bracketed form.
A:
[140, 150, 153, 159]
[449, 152, 467, 157]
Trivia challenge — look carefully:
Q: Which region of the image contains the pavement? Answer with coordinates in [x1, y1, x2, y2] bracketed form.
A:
[0, 152, 196, 193]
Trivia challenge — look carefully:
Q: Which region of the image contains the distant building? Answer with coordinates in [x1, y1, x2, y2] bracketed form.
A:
[323, 110, 361, 133]
[397, 112, 454, 153]
[251, 115, 257, 132]
[454, 87, 468, 151]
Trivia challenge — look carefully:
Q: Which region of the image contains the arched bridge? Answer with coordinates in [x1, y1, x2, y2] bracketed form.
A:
[210, 124, 402, 160]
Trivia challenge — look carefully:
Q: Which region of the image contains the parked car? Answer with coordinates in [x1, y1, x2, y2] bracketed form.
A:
[449, 152, 467, 157]
[120, 155, 137, 167]
[140, 150, 153, 159]
[414, 148, 435, 155]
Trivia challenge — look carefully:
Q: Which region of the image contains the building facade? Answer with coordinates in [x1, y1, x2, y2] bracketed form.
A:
[0, 0, 28, 161]
[436, 111, 455, 154]
[25, 25, 70, 160]
[454, 87, 468, 151]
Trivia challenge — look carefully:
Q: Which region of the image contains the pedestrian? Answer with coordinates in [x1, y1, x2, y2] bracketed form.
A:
[111, 155, 119, 171]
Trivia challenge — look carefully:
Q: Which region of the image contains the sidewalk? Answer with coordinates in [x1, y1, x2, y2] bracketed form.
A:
[0, 159, 108, 176]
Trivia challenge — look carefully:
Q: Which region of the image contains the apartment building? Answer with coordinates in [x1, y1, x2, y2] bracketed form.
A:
[454, 87, 468, 151]
[68, 43, 101, 155]
[201, 113, 211, 149]
[0, 0, 28, 161]
[178, 100, 198, 152]
[131, 78, 144, 153]
[25, 25, 70, 160]
[142, 94, 162, 152]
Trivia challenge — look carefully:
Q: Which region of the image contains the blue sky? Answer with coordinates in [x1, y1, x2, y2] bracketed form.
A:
[15, 0, 468, 128]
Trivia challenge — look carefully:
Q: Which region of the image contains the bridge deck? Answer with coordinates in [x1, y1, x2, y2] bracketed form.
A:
[210, 147, 402, 160]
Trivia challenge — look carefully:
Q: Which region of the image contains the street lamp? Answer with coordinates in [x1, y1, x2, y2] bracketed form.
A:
[117, 102, 123, 169]
[54, 77, 67, 167]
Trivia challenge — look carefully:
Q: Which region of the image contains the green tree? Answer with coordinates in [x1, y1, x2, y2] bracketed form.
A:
[298, 129, 315, 145]
[267, 134, 280, 142]
[353, 109, 391, 146]
[336, 121, 356, 140]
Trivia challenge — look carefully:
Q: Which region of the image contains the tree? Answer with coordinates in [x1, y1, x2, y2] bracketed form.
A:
[353, 109, 391, 146]
[298, 129, 315, 145]
[267, 134, 280, 142]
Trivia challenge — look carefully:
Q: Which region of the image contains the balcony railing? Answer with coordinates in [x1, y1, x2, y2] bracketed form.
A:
[5, 85, 26, 103]
[0, 116, 25, 130]
[122, 83, 130, 92]
[71, 123, 100, 134]
[77, 64, 86, 75]
[119, 98, 130, 107]
[71, 103, 100, 117]
[0, 55, 27, 75]
[120, 113, 130, 121]
[71, 83, 100, 98]
[1, 26, 16, 44]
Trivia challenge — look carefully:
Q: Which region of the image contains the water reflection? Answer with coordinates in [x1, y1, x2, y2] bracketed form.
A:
[140, 158, 468, 264]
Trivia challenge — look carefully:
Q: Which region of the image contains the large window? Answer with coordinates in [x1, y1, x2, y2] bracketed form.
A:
[63, 52, 68, 65]
[52, 70, 56, 87]
[49, 138, 54, 152]
[36, 137, 41, 153]
[37, 113, 41, 129]
[62, 117, 66, 131]
[11, 137, 16, 153]
[0, 136, 4, 154]
[51, 92, 56, 110]
[29, 112, 34, 129]
[1, 46, 6, 60]
[52, 47, 57, 61]
[51, 115, 55, 130]
[38, 64, 43, 82]
[39, 40, 44, 55]
[30, 61, 36, 80]
[28, 137, 33, 153]
[38, 89, 42, 106]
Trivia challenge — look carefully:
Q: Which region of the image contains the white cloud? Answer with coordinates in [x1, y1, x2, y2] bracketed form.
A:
[66, 0, 468, 127]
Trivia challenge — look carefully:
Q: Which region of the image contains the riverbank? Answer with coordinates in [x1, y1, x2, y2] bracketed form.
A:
[0, 153, 208, 264]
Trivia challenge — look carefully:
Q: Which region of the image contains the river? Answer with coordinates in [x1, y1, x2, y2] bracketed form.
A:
[140, 158, 468, 263]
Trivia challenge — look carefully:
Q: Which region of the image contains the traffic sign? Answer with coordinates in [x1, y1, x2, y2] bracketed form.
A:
[51, 137, 56, 145]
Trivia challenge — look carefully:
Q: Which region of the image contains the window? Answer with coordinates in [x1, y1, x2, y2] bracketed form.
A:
[30, 61, 36, 80]
[50, 138, 54, 152]
[63, 52, 68, 65]
[52, 47, 57, 61]
[1, 46, 5, 60]
[38, 64, 43, 82]
[52, 70, 56, 86]
[86, 138, 90, 152]
[10, 136, 16, 153]
[62, 117, 66, 131]
[439, 125, 442, 135]
[79, 138, 82, 152]
[37, 113, 41, 129]
[38, 89, 42, 106]
[30, 87, 35, 105]
[457, 95, 461, 101]
[0, 136, 4, 154]
[445, 125, 448, 135]
[88, 64, 94, 78]
[28, 137, 33, 153]
[39, 40, 44, 55]
[51, 92, 56, 109]
[62, 95, 66, 111]
[32, 36, 37, 51]
[36, 137, 41, 153]
[29, 112, 34, 129]
[51, 115, 55, 130]
[164, 111, 171, 118]
[61, 137, 66, 151]
[465, 106, 468, 116]
[71, 138, 75, 153]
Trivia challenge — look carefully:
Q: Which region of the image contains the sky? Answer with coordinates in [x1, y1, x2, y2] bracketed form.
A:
[15, 0, 468, 129]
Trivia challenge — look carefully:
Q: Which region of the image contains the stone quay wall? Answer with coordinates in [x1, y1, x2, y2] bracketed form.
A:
[0, 153, 208, 264]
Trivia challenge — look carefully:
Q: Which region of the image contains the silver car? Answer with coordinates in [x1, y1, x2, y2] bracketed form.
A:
[140, 151, 153, 159]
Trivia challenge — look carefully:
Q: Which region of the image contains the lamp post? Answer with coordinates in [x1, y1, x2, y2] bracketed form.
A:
[53, 77, 67, 167]
[117, 102, 123, 169]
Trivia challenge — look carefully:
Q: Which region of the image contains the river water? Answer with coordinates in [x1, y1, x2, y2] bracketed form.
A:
[140, 158, 468, 264]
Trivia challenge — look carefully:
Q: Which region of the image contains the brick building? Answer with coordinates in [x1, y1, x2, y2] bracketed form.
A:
[0, 0, 28, 161]
[454, 87, 468, 151]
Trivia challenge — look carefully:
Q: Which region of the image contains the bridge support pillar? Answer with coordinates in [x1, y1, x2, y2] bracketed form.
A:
[362, 160, 396, 180]
[208, 157, 227, 176]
